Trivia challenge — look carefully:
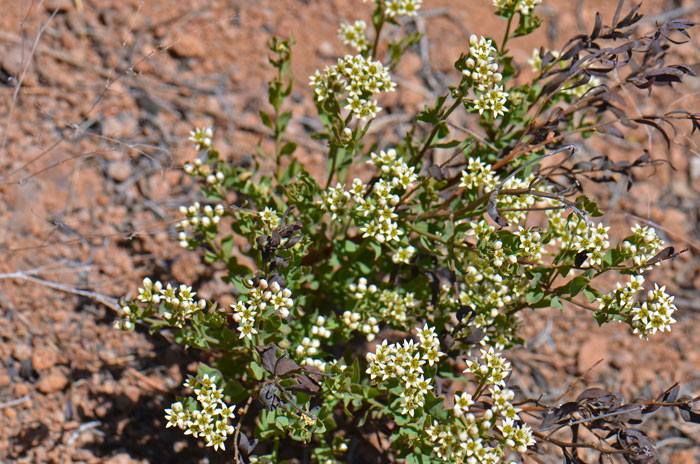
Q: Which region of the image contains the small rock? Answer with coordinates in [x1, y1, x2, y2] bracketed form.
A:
[108, 161, 131, 183]
[0, 371, 10, 387]
[32, 345, 58, 371]
[5, 408, 16, 420]
[169, 35, 207, 58]
[13, 343, 32, 362]
[317, 41, 335, 58]
[105, 453, 144, 464]
[36, 368, 69, 393]
[44, 0, 71, 13]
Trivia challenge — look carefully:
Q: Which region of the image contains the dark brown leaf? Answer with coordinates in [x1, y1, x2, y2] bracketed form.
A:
[287, 374, 321, 395]
[256, 345, 278, 375]
[274, 356, 302, 377]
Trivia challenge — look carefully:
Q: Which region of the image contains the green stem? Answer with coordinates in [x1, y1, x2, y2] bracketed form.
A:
[501, 14, 514, 51]
[370, 15, 385, 60]
[416, 96, 464, 160]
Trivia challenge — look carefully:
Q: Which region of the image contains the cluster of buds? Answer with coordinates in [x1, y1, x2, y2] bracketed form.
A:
[311, 315, 332, 338]
[366, 325, 444, 417]
[176, 202, 224, 248]
[188, 127, 213, 151]
[462, 35, 509, 118]
[183, 158, 225, 186]
[165, 373, 236, 451]
[622, 224, 666, 268]
[296, 336, 328, 372]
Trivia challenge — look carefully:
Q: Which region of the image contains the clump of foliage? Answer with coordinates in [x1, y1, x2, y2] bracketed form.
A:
[117, 0, 700, 462]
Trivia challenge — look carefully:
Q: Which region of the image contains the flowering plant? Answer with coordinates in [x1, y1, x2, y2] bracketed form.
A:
[117, 0, 700, 462]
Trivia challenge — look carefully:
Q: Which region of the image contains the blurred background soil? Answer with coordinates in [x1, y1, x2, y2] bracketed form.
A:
[1, 0, 700, 462]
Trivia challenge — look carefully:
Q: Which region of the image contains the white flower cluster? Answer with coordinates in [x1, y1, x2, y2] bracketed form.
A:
[309, 54, 396, 121]
[369, 148, 418, 190]
[514, 226, 544, 263]
[622, 224, 665, 268]
[137, 277, 207, 328]
[338, 20, 369, 52]
[292, 319, 332, 372]
[366, 325, 444, 417]
[425, 348, 534, 462]
[631, 284, 677, 339]
[322, 149, 415, 246]
[598, 274, 645, 315]
[459, 157, 498, 191]
[188, 127, 213, 151]
[392, 245, 416, 264]
[569, 221, 610, 267]
[463, 35, 509, 118]
[231, 279, 294, 340]
[384, 0, 423, 17]
[165, 373, 236, 451]
[322, 183, 351, 220]
[177, 202, 224, 248]
[348, 277, 418, 327]
[259, 207, 281, 230]
[493, 0, 542, 15]
[597, 274, 676, 339]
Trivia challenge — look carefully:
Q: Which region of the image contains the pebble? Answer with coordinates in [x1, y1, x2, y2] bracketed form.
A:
[36, 368, 69, 394]
[32, 345, 58, 371]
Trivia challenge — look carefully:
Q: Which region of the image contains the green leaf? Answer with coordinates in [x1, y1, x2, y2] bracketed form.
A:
[250, 361, 264, 380]
[279, 141, 297, 157]
[221, 235, 234, 259]
[260, 110, 273, 129]
[557, 275, 589, 298]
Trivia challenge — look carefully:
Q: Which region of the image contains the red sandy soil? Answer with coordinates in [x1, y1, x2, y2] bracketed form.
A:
[1, 0, 699, 462]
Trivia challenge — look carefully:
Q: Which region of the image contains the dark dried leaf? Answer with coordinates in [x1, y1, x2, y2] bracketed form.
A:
[260, 383, 282, 410]
[429, 165, 445, 181]
[597, 124, 624, 139]
[679, 404, 700, 424]
[576, 387, 611, 402]
[274, 356, 302, 377]
[633, 118, 670, 147]
[540, 402, 580, 430]
[644, 383, 679, 413]
[256, 345, 278, 375]
[644, 247, 676, 266]
[238, 432, 259, 454]
[456, 305, 473, 323]
[487, 193, 508, 227]
[287, 374, 321, 395]
[280, 235, 302, 249]
[574, 251, 589, 268]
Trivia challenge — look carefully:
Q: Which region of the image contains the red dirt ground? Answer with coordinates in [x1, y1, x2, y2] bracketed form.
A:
[1, 0, 700, 462]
